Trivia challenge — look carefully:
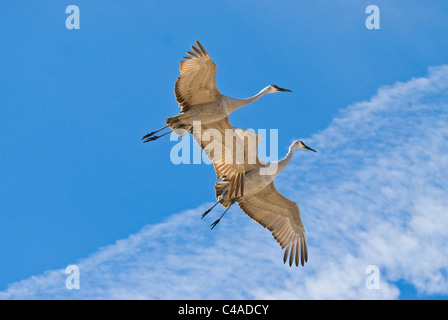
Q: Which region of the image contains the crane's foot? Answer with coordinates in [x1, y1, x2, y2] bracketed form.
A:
[201, 208, 212, 219]
[142, 130, 173, 143]
[141, 125, 170, 141]
[210, 218, 221, 230]
[201, 201, 219, 219]
[141, 131, 157, 140]
[143, 135, 161, 143]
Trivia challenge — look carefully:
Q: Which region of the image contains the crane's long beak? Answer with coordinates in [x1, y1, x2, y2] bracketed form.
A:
[304, 145, 317, 152]
[277, 87, 292, 92]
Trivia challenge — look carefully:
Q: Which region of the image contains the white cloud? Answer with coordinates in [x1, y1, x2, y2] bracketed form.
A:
[1, 65, 448, 300]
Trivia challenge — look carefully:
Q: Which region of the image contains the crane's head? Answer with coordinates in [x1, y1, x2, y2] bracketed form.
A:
[267, 84, 292, 93]
[292, 140, 317, 152]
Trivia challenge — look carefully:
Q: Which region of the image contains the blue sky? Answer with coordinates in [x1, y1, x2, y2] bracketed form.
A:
[1, 1, 448, 299]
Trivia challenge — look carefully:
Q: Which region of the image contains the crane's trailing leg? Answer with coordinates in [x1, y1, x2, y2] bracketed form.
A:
[210, 201, 235, 230]
[142, 130, 173, 143]
[201, 201, 219, 219]
[201, 194, 225, 219]
[141, 125, 169, 140]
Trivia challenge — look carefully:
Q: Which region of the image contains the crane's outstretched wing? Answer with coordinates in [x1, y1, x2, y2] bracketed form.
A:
[175, 41, 222, 112]
[191, 117, 262, 198]
[236, 182, 308, 267]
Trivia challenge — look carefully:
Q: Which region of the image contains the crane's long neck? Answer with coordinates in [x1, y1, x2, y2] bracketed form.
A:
[226, 89, 267, 114]
[273, 145, 295, 178]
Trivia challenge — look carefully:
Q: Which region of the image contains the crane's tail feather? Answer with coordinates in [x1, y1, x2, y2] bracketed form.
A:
[214, 181, 234, 208]
[165, 114, 192, 137]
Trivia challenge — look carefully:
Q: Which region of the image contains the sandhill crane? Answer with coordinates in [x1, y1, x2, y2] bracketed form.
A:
[141, 40, 291, 144]
[202, 136, 316, 267]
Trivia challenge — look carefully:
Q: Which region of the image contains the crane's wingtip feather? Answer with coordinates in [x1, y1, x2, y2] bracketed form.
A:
[186, 51, 198, 58]
[196, 40, 207, 54]
[191, 45, 203, 56]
